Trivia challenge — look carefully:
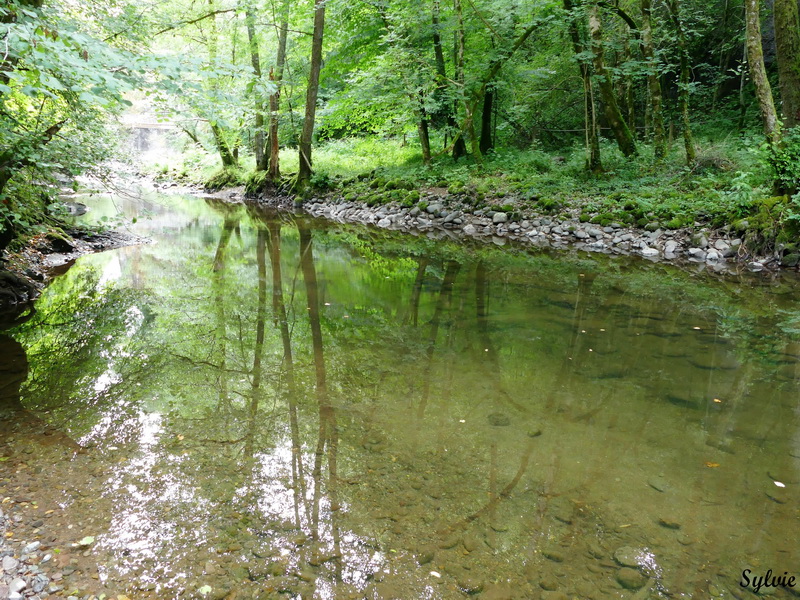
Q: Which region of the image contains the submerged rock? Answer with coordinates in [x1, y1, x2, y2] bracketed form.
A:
[488, 412, 510, 426]
[613, 546, 643, 568]
[616, 568, 647, 590]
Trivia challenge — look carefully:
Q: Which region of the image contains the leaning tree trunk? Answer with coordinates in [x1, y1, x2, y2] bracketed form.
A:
[666, 0, 697, 164]
[774, 0, 800, 127]
[745, 0, 781, 144]
[296, 0, 326, 193]
[641, 0, 666, 159]
[588, 3, 637, 157]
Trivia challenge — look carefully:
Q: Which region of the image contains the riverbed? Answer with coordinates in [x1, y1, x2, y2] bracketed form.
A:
[1, 186, 799, 600]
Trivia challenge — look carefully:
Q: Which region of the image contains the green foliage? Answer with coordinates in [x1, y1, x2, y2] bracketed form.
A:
[772, 127, 800, 194]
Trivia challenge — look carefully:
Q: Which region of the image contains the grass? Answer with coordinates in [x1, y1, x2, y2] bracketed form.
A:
[289, 133, 776, 232]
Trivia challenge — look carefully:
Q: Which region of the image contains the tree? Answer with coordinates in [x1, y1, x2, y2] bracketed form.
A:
[0, 0, 138, 247]
[665, 0, 697, 164]
[774, 0, 800, 127]
[295, 0, 326, 193]
[640, 0, 666, 159]
[588, 3, 637, 157]
[745, 0, 780, 144]
[267, 0, 290, 182]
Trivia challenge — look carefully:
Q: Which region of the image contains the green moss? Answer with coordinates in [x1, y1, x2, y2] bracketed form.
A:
[205, 168, 243, 191]
[579, 212, 591, 223]
[244, 170, 268, 196]
[537, 198, 561, 213]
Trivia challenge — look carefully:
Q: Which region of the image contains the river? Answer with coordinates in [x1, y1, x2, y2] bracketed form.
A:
[1, 186, 799, 599]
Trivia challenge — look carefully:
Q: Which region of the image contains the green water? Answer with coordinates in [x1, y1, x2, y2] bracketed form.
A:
[1, 190, 799, 600]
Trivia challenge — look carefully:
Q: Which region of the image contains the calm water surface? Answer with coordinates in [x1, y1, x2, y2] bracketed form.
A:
[1, 188, 799, 600]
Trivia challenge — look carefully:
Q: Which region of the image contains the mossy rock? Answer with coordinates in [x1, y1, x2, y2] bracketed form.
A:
[205, 168, 242, 191]
[418, 200, 429, 211]
[645, 221, 661, 232]
[369, 178, 385, 189]
[579, 213, 591, 223]
[476, 183, 490, 195]
[781, 253, 800, 267]
[636, 217, 648, 227]
[344, 192, 358, 202]
[448, 183, 466, 195]
[665, 218, 684, 230]
[435, 179, 449, 188]
[384, 179, 401, 190]
[406, 190, 420, 203]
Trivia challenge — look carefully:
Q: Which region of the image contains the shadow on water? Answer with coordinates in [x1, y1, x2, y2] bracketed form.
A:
[0, 193, 799, 599]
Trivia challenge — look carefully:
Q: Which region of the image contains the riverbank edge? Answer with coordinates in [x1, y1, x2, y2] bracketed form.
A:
[0, 228, 149, 327]
[235, 186, 789, 277]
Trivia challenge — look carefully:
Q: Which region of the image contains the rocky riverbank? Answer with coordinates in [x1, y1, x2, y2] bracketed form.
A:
[0, 508, 58, 600]
[248, 190, 787, 275]
[1, 229, 148, 327]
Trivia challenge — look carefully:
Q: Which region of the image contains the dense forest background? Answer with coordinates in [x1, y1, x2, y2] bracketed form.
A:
[2, 0, 800, 252]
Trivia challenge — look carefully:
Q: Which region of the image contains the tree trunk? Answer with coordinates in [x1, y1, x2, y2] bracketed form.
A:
[738, 45, 749, 132]
[564, 0, 602, 172]
[210, 122, 238, 168]
[453, 0, 470, 161]
[588, 4, 637, 157]
[745, 0, 781, 143]
[296, 0, 326, 193]
[479, 88, 494, 153]
[245, 7, 267, 171]
[431, 0, 467, 156]
[774, 0, 800, 127]
[641, 0, 666, 159]
[419, 113, 432, 165]
[666, 0, 697, 164]
[268, 2, 290, 182]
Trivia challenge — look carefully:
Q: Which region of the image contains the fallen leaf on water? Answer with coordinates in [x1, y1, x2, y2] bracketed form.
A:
[705, 462, 720, 468]
[177, 435, 184, 441]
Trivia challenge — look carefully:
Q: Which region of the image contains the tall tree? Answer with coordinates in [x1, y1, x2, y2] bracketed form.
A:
[268, 0, 290, 182]
[641, 0, 666, 159]
[296, 0, 326, 193]
[588, 3, 636, 157]
[745, 0, 780, 143]
[244, 3, 267, 171]
[666, 0, 696, 164]
[774, 0, 800, 127]
[564, 0, 602, 172]
[431, 0, 468, 159]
